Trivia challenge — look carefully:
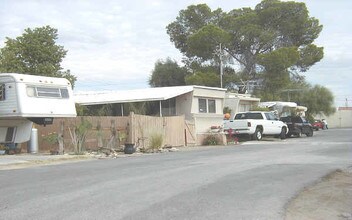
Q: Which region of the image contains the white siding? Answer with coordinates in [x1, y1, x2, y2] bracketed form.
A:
[190, 87, 226, 133]
[0, 74, 76, 118]
[193, 114, 224, 133]
[0, 119, 32, 143]
[16, 83, 76, 117]
[0, 78, 20, 117]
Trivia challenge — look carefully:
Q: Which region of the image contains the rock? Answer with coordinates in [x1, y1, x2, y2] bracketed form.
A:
[168, 147, 179, 152]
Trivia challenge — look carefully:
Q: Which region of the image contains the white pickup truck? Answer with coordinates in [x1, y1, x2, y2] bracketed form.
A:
[223, 111, 288, 140]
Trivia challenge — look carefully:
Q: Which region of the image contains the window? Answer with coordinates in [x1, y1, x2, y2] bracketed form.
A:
[208, 99, 216, 113]
[199, 99, 207, 113]
[292, 116, 303, 123]
[198, 98, 217, 113]
[235, 113, 263, 120]
[0, 84, 5, 101]
[60, 88, 69, 98]
[264, 112, 277, 120]
[5, 127, 16, 142]
[26, 86, 69, 99]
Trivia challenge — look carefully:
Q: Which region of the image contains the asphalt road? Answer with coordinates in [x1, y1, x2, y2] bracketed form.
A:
[1, 128, 351, 220]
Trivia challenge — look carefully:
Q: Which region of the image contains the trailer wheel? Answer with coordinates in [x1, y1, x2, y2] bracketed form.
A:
[253, 128, 262, 141]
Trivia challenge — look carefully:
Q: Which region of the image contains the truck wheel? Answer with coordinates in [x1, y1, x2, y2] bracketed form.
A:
[296, 130, 302, 137]
[306, 128, 313, 137]
[280, 127, 287, 139]
[253, 128, 262, 141]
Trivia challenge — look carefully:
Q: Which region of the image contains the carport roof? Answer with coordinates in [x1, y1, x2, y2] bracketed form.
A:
[74, 85, 214, 105]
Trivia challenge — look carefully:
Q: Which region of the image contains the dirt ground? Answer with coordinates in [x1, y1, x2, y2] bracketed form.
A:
[285, 168, 352, 220]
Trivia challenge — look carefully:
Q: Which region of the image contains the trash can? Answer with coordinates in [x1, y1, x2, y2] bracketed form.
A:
[27, 128, 38, 153]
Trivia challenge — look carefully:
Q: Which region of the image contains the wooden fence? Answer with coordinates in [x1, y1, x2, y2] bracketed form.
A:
[34, 113, 191, 153]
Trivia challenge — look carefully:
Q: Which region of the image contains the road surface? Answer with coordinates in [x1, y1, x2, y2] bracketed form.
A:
[0, 128, 351, 219]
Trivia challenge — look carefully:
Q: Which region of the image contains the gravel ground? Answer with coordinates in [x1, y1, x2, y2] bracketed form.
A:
[285, 168, 352, 220]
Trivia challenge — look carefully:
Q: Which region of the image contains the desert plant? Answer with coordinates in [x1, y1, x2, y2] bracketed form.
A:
[42, 132, 59, 145]
[223, 106, 232, 114]
[118, 130, 127, 144]
[149, 133, 163, 151]
[96, 120, 104, 148]
[202, 134, 220, 146]
[0, 144, 8, 151]
[69, 118, 92, 154]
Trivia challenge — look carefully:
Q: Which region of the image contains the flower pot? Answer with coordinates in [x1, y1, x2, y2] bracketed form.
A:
[124, 143, 135, 154]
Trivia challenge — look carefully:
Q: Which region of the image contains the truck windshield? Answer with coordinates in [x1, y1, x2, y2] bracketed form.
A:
[234, 113, 263, 120]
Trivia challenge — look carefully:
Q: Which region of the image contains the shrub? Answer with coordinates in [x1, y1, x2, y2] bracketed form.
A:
[149, 133, 163, 150]
[202, 134, 220, 145]
[42, 132, 59, 145]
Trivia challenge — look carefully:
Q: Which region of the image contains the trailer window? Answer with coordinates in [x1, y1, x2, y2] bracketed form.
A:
[208, 99, 216, 113]
[198, 98, 217, 113]
[199, 99, 207, 113]
[26, 86, 69, 99]
[0, 84, 5, 101]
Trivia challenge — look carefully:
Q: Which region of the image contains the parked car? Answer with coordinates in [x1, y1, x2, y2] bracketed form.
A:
[223, 111, 288, 140]
[280, 116, 314, 137]
[312, 120, 325, 131]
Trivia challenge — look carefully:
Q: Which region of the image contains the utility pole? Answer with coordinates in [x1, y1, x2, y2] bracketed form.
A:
[219, 43, 223, 88]
[281, 89, 304, 102]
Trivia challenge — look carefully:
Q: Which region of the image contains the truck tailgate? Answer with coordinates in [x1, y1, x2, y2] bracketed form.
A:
[223, 119, 250, 131]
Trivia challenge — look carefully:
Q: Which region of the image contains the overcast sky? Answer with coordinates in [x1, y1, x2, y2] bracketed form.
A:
[0, 0, 351, 107]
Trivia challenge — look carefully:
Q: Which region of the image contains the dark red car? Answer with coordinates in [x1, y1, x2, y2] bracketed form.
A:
[312, 120, 325, 131]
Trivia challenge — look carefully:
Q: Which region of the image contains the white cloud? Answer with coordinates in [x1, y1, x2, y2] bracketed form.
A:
[0, 0, 351, 107]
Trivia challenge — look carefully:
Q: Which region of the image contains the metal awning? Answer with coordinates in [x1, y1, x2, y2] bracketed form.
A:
[74, 86, 195, 105]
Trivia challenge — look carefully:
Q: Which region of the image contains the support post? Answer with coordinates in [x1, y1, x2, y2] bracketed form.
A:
[58, 120, 64, 155]
[220, 43, 223, 88]
[159, 101, 162, 117]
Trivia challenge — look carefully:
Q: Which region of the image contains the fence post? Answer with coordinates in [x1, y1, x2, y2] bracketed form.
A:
[127, 112, 135, 144]
[97, 120, 103, 149]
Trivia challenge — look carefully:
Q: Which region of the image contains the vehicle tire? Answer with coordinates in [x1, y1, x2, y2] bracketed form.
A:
[296, 129, 302, 138]
[306, 128, 313, 137]
[280, 127, 287, 139]
[253, 128, 262, 141]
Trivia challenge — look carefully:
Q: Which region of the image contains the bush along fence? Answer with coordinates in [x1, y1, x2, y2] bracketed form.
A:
[34, 113, 189, 154]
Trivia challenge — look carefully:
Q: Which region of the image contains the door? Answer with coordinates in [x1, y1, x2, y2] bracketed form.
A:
[264, 112, 282, 134]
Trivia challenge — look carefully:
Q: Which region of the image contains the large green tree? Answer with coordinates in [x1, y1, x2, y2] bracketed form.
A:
[166, 0, 324, 89]
[149, 58, 187, 87]
[299, 85, 335, 119]
[0, 25, 76, 87]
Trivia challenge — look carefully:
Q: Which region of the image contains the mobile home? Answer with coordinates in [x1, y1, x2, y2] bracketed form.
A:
[0, 73, 76, 144]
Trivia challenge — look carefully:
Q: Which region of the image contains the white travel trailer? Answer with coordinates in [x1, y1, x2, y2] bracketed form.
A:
[0, 73, 76, 144]
[259, 101, 307, 117]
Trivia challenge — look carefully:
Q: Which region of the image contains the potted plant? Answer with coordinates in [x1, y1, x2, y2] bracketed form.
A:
[0, 144, 8, 155]
[124, 143, 135, 154]
[121, 128, 135, 154]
